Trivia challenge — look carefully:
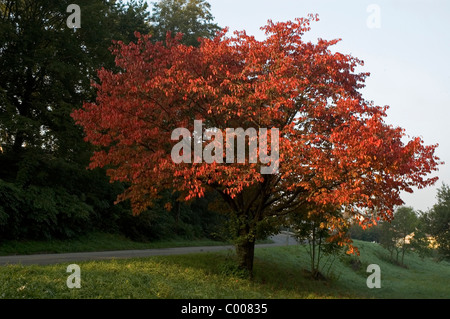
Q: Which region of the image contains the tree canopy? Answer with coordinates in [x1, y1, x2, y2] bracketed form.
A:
[72, 15, 441, 273]
[425, 183, 450, 259]
[150, 0, 220, 46]
[0, 0, 151, 239]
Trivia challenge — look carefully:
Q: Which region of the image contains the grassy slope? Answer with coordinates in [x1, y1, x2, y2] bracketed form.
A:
[254, 241, 450, 299]
[0, 239, 448, 299]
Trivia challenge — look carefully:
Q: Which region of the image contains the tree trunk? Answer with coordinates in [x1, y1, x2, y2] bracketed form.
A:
[235, 228, 256, 277]
[311, 226, 316, 274]
[401, 244, 406, 265]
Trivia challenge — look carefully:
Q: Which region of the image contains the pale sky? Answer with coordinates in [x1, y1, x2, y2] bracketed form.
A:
[150, 0, 450, 212]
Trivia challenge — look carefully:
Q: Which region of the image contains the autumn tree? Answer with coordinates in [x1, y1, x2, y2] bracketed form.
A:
[72, 15, 441, 274]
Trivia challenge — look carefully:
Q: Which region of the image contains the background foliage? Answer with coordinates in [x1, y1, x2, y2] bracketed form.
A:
[0, 0, 225, 242]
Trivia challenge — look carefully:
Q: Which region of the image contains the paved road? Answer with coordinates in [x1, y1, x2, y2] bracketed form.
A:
[0, 233, 298, 266]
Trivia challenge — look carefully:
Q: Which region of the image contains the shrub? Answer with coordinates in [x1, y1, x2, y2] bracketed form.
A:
[0, 179, 92, 240]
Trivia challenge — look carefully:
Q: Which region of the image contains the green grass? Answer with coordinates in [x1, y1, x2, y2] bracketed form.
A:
[0, 232, 231, 256]
[254, 241, 450, 299]
[0, 239, 449, 299]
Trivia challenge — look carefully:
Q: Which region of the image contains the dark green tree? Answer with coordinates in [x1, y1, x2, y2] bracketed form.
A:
[409, 210, 436, 259]
[0, 0, 151, 160]
[0, 0, 151, 239]
[426, 183, 450, 260]
[150, 0, 220, 46]
[380, 206, 418, 265]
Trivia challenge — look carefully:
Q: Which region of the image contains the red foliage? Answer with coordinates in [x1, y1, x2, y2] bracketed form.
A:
[72, 15, 441, 246]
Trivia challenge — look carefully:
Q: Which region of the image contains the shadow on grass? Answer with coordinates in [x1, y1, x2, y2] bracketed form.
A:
[158, 247, 357, 299]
